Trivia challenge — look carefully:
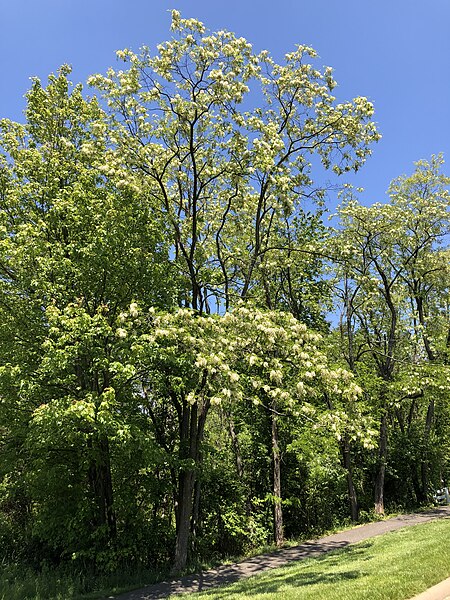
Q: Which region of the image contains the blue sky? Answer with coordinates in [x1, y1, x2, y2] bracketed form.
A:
[1, 0, 449, 204]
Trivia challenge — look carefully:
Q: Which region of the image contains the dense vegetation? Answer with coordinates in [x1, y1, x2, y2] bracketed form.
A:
[0, 10, 449, 588]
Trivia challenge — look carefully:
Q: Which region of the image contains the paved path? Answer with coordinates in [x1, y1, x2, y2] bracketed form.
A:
[410, 577, 450, 600]
[113, 506, 450, 599]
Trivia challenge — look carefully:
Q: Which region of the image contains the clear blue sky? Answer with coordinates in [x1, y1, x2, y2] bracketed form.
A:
[1, 0, 449, 204]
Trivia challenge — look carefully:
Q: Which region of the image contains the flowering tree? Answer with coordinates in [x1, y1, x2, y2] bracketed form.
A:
[0, 12, 386, 577]
[88, 10, 380, 314]
[128, 305, 363, 570]
[332, 156, 450, 513]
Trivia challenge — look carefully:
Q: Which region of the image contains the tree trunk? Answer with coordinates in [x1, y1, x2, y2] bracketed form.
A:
[421, 399, 435, 502]
[88, 433, 116, 542]
[272, 411, 283, 546]
[172, 395, 210, 574]
[374, 411, 388, 515]
[411, 464, 426, 504]
[190, 472, 202, 552]
[341, 435, 359, 522]
[173, 468, 196, 573]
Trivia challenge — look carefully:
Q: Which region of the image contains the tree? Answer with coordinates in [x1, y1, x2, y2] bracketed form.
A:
[0, 67, 173, 564]
[129, 305, 363, 570]
[0, 12, 385, 576]
[88, 10, 380, 314]
[332, 156, 450, 513]
[81, 11, 381, 569]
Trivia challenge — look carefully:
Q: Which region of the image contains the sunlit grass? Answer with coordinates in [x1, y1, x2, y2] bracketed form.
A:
[187, 518, 450, 600]
[2, 518, 449, 599]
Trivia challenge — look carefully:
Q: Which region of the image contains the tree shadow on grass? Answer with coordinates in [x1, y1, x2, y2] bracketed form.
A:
[197, 542, 373, 599]
[118, 539, 376, 599]
[202, 569, 363, 599]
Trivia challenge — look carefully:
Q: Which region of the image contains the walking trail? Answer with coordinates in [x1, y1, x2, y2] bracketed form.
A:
[114, 506, 450, 600]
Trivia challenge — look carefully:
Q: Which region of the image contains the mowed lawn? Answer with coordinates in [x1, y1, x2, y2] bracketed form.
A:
[186, 517, 450, 600]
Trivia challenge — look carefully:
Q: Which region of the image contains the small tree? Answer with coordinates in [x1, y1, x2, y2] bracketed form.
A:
[130, 305, 363, 570]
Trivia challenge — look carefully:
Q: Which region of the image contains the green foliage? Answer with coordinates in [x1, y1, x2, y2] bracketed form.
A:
[0, 9, 449, 588]
[331, 155, 450, 513]
[0, 561, 168, 600]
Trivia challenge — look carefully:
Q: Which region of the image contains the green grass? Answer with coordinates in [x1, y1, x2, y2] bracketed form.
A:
[0, 563, 168, 600]
[2, 517, 449, 600]
[185, 518, 450, 600]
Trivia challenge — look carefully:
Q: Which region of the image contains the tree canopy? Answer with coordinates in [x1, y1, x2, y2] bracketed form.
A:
[0, 11, 448, 585]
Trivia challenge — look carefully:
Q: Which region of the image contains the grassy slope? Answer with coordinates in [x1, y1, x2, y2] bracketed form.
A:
[187, 518, 450, 600]
[2, 517, 449, 600]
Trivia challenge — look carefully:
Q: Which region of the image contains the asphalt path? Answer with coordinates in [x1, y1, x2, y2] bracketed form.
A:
[113, 506, 450, 600]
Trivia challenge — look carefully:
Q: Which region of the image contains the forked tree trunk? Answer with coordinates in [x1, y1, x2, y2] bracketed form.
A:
[172, 395, 210, 574]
